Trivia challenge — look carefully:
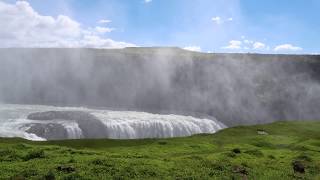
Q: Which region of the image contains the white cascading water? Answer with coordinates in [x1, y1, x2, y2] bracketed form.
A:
[0, 104, 226, 141]
[58, 121, 83, 139]
[93, 112, 224, 139]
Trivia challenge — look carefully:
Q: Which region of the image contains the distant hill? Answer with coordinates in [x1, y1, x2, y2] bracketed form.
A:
[0, 48, 320, 126]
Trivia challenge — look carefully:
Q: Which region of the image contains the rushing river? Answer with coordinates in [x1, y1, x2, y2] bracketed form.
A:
[0, 104, 226, 141]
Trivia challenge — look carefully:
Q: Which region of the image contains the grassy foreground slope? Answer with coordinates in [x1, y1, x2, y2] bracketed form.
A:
[0, 121, 320, 180]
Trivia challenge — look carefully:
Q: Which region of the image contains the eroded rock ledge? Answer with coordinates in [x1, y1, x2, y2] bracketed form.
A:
[25, 111, 108, 140]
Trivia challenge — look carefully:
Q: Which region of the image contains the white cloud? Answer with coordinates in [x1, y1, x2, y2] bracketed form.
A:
[222, 40, 242, 49]
[244, 39, 253, 44]
[95, 26, 114, 33]
[78, 35, 136, 48]
[222, 39, 270, 51]
[274, 44, 303, 51]
[211, 16, 222, 24]
[212, 16, 233, 24]
[253, 42, 266, 50]
[98, 19, 111, 24]
[183, 46, 202, 52]
[144, 0, 152, 3]
[223, 39, 304, 53]
[0, 1, 135, 48]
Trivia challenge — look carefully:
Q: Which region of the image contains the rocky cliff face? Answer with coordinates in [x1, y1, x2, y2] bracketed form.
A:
[0, 48, 320, 126]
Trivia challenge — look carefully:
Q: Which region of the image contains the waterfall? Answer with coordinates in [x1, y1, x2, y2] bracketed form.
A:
[0, 104, 226, 141]
[93, 111, 225, 139]
[59, 121, 83, 139]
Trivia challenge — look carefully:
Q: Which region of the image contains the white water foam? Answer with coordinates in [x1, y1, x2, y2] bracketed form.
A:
[0, 104, 226, 140]
[0, 119, 46, 141]
[93, 111, 225, 139]
[59, 121, 83, 139]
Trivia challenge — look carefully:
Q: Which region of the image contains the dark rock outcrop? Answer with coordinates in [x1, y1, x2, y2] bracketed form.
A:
[24, 123, 68, 140]
[56, 165, 76, 173]
[27, 111, 96, 121]
[26, 111, 108, 139]
[292, 160, 305, 173]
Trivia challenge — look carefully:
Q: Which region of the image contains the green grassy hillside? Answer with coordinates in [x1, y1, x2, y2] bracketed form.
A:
[1, 121, 320, 179]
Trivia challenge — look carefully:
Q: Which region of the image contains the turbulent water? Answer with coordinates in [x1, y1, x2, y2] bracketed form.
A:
[0, 104, 226, 141]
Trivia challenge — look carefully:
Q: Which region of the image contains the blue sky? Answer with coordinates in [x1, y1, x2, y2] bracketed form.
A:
[1, 0, 319, 54]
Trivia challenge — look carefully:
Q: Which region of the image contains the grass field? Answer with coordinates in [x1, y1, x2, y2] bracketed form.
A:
[0, 121, 320, 179]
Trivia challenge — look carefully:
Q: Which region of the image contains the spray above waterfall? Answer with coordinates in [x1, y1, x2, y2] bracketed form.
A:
[1, 48, 320, 127]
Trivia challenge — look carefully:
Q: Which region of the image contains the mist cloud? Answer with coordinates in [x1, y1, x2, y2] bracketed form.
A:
[0, 48, 319, 127]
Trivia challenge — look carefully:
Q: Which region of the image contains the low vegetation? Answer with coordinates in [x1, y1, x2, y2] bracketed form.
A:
[0, 121, 320, 179]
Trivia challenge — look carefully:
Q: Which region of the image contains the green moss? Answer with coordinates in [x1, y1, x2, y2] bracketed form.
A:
[245, 149, 264, 157]
[0, 121, 319, 179]
[23, 149, 45, 161]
